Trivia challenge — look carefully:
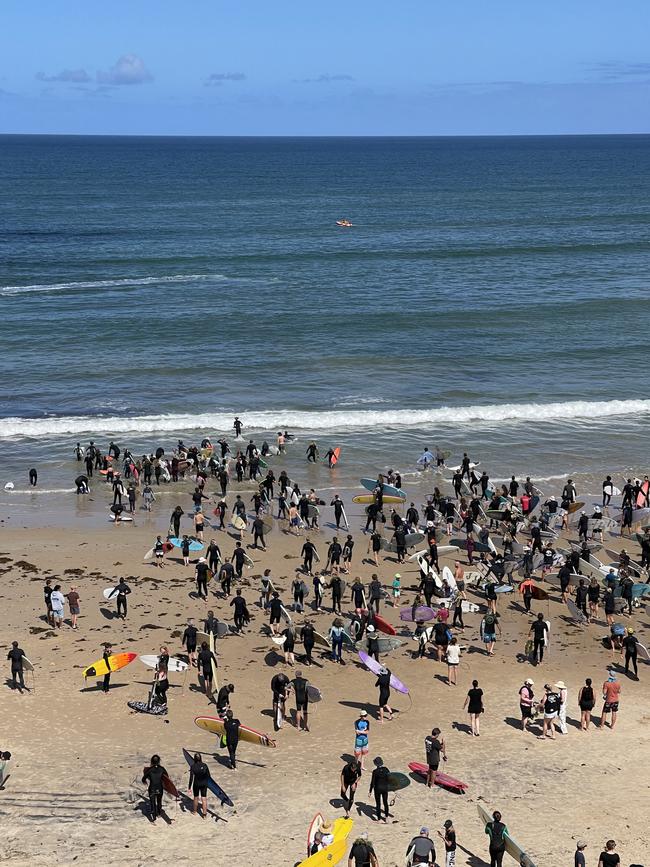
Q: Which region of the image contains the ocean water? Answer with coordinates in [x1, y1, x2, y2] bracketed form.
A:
[1, 134, 650, 502]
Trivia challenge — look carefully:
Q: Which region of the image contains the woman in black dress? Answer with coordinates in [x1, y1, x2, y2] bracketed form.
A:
[463, 678, 484, 736]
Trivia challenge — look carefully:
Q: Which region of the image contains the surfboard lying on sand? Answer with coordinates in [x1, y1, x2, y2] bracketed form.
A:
[408, 761, 468, 792]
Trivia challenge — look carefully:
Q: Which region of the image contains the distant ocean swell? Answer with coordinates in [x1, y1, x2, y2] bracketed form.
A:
[2, 399, 649, 439]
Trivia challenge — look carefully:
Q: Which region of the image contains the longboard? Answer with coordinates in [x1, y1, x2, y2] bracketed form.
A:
[408, 761, 468, 792]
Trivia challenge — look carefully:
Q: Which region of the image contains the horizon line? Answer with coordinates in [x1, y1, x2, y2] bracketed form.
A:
[2, 131, 650, 140]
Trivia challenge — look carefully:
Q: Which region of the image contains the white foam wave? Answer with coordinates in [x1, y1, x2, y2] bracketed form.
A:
[0, 274, 228, 296]
[0, 399, 648, 440]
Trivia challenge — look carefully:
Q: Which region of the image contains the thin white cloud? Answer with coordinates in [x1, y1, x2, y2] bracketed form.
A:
[36, 68, 91, 84]
[204, 72, 246, 86]
[297, 74, 355, 84]
[96, 54, 152, 86]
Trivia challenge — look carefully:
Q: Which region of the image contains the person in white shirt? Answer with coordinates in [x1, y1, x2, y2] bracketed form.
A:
[446, 638, 461, 686]
[555, 680, 568, 734]
[50, 585, 65, 628]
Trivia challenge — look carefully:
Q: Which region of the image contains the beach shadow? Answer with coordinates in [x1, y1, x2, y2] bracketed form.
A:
[451, 721, 472, 735]
[457, 843, 490, 867]
[339, 753, 355, 763]
[79, 683, 129, 693]
[503, 716, 523, 730]
[329, 796, 347, 809]
[433, 674, 448, 685]
[338, 700, 371, 711]
[355, 801, 378, 820]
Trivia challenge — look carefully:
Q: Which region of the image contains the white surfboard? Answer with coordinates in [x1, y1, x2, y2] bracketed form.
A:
[140, 655, 189, 673]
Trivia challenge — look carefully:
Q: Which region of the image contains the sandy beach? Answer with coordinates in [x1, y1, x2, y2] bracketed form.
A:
[1, 473, 649, 867]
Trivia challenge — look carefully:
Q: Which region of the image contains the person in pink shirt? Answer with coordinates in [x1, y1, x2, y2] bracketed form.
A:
[436, 603, 449, 624]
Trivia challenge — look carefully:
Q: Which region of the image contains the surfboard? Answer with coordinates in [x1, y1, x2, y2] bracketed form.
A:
[372, 613, 397, 636]
[143, 765, 179, 799]
[328, 447, 341, 467]
[383, 772, 410, 792]
[448, 537, 492, 553]
[636, 481, 650, 509]
[102, 587, 118, 600]
[271, 635, 286, 647]
[182, 748, 233, 806]
[108, 514, 133, 522]
[194, 716, 277, 747]
[312, 630, 331, 648]
[567, 599, 587, 623]
[399, 605, 437, 622]
[408, 761, 468, 792]
[232, 515, 247, 531]
[139, 655, 189, 673]
[83, 651, 137, 678]
[408, 545, 459, 561]
[358, 650, 409, 694]
[477, 803, 537, 867]
[352, 494, 405, 505]
[168, 536, 203, 551]
[297, 834, 349, 867]
[359, 478, 406, 499]
[448, 461, 479, 473]
[307, 812, 324, 856]
[381, 532, 425, 553]
[22, 655, 34, 673]
[358, 634, 403, 654]
[208, 632, 219, 694]
[307, 684, 322, 702]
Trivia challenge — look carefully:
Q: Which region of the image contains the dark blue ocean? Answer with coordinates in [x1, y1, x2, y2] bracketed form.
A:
[1, 135, 650, 497]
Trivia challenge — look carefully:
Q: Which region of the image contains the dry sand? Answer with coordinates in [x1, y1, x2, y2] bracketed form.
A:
[0, 499, 649, 867]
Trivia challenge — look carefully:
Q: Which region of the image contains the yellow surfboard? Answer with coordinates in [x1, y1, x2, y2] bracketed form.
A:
[195, 715, 276, 747]
[82, 652, 137, 678]
[298, 819, 353, 867]
[352, 494, 405, 505]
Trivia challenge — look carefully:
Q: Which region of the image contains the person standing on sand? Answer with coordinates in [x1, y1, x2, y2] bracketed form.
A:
[65, 586, 80, 629]
[182, 619, 198, 668]
[101, 644, 113, 694]
[188, 752, 210, 818]
[7, 641, 26, 693]
[142, 754, 170, 823]
[539, 683, 561, 739]
[353, 709, 370, 770]
[271, 672, 290, 730]
[108, 579, 131, 620]
[438, 819, 457, 867]
[519, 678, 535, 732]
[50, 584, 65, 628]
[600, 670, 621, 730]
[375, 666, 392, 724]
[369, 757, 391, 823]
[340, 757, 362, 818]
[289, 669, 310, 732]
[597, 839, 620, 867]
[480, 611, 500, 656]
[555, 680, 568, 734]
[574, 840, 587, 867]
[578, 678, 595, 730]
[43, 578, 54, 627]
[223, 709, 240, 769]
[406, 827, 436, 864]
[424, 727, 447, 788]
[463, 679, 483, 736]
[197, 641, 217, 698]
[483, 810, 508, 867]
[528, 613, 549, 665]
[348, 831, 379, 867]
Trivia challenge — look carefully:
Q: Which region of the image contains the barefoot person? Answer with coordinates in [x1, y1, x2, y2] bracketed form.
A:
[463, 679, 483, 737]
[187, 752, 210, 818]
[600, 670, 621, 730]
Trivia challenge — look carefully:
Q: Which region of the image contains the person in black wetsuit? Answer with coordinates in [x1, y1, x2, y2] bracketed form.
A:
[329, 574, 343, 615]
[101, 645, 112, 693]
[483, 810, 508, 867]
[183, 619, 198, 668]
[230, 588, 248, 633]
[375, 666, 392, 723]
[28, 468, 37, 487]
[301, 621, 316, 666]
[197, 641, 217, 698]
[219, 560, 234, 597]
[331, 495, 345, 529]
[7, 641, 26, 692]
[528, 613, 549, 665]
[188, 752, 210, 817]
[195, 558, 210, 600]
[223, 709, 240, 769]
[268, 592, 284, 634]
[290, 670, 310, 732]
[271, 671, 290, 730]
[302, 538, 317, 575]
[231, 542, 247, 579]
[142, 754, 169, 822]
[233, 417, 243, 437]
[216, 682, 235, 716]
[369, 757, 391, 823]
[340, 757, 362, 818]
[622, 628, 639, 678]
[108, 579, 131, 620]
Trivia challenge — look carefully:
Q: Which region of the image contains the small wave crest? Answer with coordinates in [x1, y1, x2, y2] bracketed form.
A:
[1, 399, 649, 440]
[0, 273, 229, 296]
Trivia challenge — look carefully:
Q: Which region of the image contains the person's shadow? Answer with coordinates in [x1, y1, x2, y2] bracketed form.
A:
[451, 721, 472, 735]
[457, 843, 490, 866]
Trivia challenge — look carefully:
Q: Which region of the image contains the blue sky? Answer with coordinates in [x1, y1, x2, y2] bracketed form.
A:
[1, 0, 649, 135]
